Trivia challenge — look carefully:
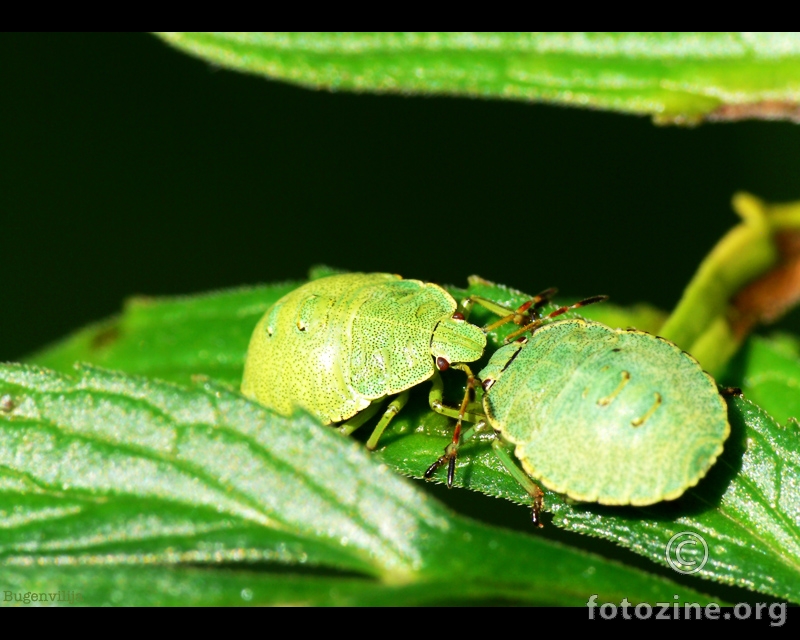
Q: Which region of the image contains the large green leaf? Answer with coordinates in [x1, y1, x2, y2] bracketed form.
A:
[155, 33, 800, 124]
[0, 364, 713, 606]
[25, 276, 800, 602]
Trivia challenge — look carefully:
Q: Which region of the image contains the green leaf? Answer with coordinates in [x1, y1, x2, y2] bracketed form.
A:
[726, 334, 800, 427]
[28, 282, 302, 387]
[155, 32, 800, 124]
[24, 278, 800, 603]
[0, 364, 714, 606]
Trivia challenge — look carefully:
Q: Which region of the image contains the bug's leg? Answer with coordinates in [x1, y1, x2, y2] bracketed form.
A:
[428, 370, 486, 424]
[425, 365, 482, 488]
[503, 295, 609, 343]
[424, 419, 493, 486]
[365, 389, 411, 451]
[490, 438, 545, 528]
[337, 400, 384, 437]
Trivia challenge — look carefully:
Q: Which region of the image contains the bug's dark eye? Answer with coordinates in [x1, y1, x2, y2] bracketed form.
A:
[482, 378, 495, 392]
[436, 357, 450, 371]
[452, 312, 465, 321]
[515, 336, 528, 344]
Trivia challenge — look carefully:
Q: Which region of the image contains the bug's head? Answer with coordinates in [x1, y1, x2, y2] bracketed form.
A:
[431, 314, 486, 368]
[477, 338, 527, 389]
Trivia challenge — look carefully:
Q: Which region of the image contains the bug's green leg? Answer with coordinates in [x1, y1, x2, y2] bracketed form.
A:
[490, 438, 545, 528]
[427, 370, 486, 423]
[454, 419, 493, 445]
[365, 389, 411, 451]
[425, 366, 483, 488]
[337, 400, 384, 437]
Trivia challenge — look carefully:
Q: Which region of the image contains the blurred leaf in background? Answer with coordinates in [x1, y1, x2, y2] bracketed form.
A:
[157, 32, 800, 124]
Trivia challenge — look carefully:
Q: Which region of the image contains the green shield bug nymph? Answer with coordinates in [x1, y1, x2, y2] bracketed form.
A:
[241, 272, 488, 448]
[426, 299, 731, 527]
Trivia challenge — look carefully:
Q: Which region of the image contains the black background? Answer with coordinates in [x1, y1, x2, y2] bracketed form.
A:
[3, 32, 800, 362]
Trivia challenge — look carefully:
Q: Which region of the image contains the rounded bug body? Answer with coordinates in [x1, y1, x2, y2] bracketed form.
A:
[241, 273, 486, 425]
[478, 318, 730, 506]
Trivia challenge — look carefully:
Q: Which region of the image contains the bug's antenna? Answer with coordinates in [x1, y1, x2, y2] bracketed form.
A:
[530, 287, 559, 317]
[504, 295, 609, 343]
[481, 287, 559, 333]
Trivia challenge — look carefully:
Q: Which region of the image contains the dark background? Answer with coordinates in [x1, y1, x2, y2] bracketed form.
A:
[3, 32, 800, 362]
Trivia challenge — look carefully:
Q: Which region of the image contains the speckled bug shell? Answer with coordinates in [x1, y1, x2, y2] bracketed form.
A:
[479, 319, 730, 506]
[241, 273, 486, 424]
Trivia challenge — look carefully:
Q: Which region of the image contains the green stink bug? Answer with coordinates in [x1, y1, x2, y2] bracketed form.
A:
[241, 272, 489, 448]
[426, 298, 731, 526]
